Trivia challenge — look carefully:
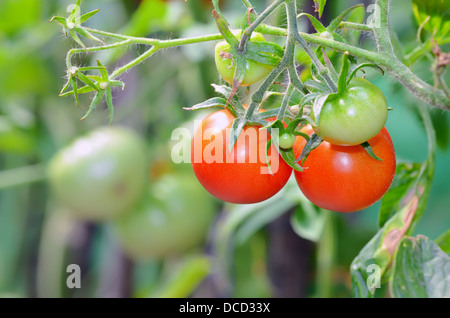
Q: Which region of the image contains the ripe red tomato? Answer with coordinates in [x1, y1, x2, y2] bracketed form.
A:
[191, 109, 293, 204]
[293, 126, 396, 212]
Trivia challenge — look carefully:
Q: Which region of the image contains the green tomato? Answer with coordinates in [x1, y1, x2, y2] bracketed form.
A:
[113, 172, 216, 260]
[313, 77, 388, 146]
[214, 32, 274, 86]
[47, 127, 148, 221]
[279, 133, 295, 149]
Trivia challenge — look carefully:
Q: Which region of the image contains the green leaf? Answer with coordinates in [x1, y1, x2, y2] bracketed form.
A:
[347, 63, 385, 84]
[79, 9, 100, 24]
[390, 235, 450, 298]
[290, 199, 325, 242]
[351, 194, 420, 298]
[75, 27, 105, 45]
[379, 163, 422, 228]
[297, 13, 326, 33]
[212, 9, 239, 48]
[360, 141, 382, 161]
[59, 85, 95, 97]
[229, 118, 246, 150]
[430, 109, 448, 150]
[337, 53, 349, 95]
[152, 256, 211, 298]
[247, 41, 284, 57]
[295, 133, 323, 164]
[80, 90, 105, 121]
[412, 0, 450, 42]
[76, 72, 99, 91]
[327, 4, 364, 32]
[246, 51, 281, 66]
[183, 97, 227, 111]
[314, 0, 327, 18]
[435, 230, 450, 254]
[105, 87, 114, 125]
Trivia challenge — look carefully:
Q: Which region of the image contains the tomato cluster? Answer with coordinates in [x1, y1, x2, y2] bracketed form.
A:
[191, 70, 395, 212]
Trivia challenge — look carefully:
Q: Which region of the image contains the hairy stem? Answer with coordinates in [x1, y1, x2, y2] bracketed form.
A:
[239, 0, 284, 51]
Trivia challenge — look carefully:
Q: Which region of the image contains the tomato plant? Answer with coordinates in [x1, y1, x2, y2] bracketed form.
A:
[47, 127, 148, 221]
[313, 77, 388, 146]
[215, 32, 276, 86]
[113, 172, 216, 260]
[293, 126, 396, 212]
[191, 108, 293, 204]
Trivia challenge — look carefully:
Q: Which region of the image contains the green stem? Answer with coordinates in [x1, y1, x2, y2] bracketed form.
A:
[241, 0, 253, 9]
[315, 211, 336, 298]
[277, 84, 294, 119]
[239, 0, 285, 51]
[373, 0, 395, 55]
[288, 0, 337, 92]
[339, 21, 372, 32]
[0, 164, 46, 190]
[258, 24, 450, 110]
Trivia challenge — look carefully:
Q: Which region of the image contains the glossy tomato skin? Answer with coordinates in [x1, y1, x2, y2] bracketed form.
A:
[215, 32, 274, 86]
[293, 126, 396, 212]
[191, 109, 293, 204]
[114, 172, 216, 260]
[48, 127, 148, 221]
[314, 77, 388, 146]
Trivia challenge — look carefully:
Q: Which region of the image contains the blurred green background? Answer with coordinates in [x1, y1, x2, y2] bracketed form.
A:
[0, 0, 448, 298]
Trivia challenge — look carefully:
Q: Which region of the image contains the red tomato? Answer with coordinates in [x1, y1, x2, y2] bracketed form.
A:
[293, 126, 396, 212]
[191, 109, 293, 204]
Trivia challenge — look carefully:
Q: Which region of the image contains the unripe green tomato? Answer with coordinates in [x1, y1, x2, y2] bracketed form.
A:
[47, 127, 148, 221]
[214, 32, 274, 86]
[113, 172, 216, 260]
[279, 133, 295, 149]
[313, 77, 388, 146]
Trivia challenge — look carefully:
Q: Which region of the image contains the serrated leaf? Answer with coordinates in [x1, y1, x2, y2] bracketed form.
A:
[297, 13, 326, 33]
[435, 230, 450, 254]
[390, 235, 450, 298]
[183, 97, 227, 111]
